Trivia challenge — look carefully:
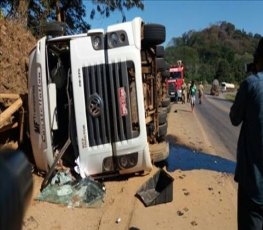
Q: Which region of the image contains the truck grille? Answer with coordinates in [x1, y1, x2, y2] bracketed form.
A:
[168, 82, 175, 95]
[83, 61, 136, 147]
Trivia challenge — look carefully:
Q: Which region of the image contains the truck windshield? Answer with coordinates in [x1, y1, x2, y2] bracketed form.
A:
[170, 72, 181, 79]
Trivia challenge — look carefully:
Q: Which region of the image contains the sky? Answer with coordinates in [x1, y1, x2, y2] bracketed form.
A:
[85, 1, 263, 47]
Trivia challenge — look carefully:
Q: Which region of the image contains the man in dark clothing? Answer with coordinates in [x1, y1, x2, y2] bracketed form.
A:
[230, 38, 263, 230]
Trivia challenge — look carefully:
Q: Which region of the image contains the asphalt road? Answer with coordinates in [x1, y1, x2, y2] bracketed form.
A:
[194, 93, 240, 161]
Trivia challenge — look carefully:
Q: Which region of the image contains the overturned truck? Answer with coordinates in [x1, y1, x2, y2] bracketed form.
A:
[28, 17, 169, 178]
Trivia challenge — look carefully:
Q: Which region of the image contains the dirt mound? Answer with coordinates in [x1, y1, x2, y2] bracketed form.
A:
[0, 19, 36, 94]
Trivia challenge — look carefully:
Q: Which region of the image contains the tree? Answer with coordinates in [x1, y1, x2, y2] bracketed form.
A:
[197, 64, 214, 83]
[220, 21, 235, 36]
[0, 0, 144, 35]
[215, 59, 230, 82]
[27, 0, 90, 35]
[90, 0, 144, 22]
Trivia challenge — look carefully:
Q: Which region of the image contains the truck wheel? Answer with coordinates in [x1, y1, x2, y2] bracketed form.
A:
[156, 46, 164, 57]
[167, 103, 171, 113]
[143, 24, 166, 46]
[41, 22, 67, 36]
[156, 58, 165, 71]
[158, 122, 167, 139]
[158, 108, 167, 125]
[161, 97, 171, 107]
[149, 141, 169, 162]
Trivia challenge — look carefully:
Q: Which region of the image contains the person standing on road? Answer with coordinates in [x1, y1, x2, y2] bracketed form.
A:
[198, 81, 204, 104]
[181, 81, 187, 104]
[187, 81, 191, 103]
[230, 37, 263, 230]
[189, 80, 197, 112]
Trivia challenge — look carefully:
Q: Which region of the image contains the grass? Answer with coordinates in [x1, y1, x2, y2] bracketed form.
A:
[202, 83, 237, 102]
[224, 93, 236, 102]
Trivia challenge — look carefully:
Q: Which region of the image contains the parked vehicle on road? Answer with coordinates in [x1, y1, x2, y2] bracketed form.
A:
[221, 82, 235, 92]
[210, 79, 220, 96]
[167, 60, 184, 101]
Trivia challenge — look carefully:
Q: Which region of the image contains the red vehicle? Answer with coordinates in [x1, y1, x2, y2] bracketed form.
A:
[167, 60, 184, 101]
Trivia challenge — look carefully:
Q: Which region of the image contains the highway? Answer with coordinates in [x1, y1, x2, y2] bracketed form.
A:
[195, 93, 240, 161]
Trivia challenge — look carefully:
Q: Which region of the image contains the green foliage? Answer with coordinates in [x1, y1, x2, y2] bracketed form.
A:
[26, 0, 90, 36]
[0, 0, 144, 36]
[90, 0, 144, 22]
[165, 21, 262, 84]
[224, 93, 236, 102]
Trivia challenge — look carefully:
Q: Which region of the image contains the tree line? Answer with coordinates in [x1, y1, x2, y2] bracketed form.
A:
[1, 1, 261, 85]
[165, 21, 262, 84]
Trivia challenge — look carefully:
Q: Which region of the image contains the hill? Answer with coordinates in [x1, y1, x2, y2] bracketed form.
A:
[165, 21, 262, 84]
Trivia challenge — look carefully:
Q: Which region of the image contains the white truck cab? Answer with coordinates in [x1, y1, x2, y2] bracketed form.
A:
[28, 17, 168, 178]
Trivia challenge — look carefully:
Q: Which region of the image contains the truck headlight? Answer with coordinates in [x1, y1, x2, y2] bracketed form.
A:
[128, 155, 137, 167]
[119, 156, 128, 168]
[108, 32, 119, 47]
[119, 32, 126, 43]
[103, 157, 114, 172]
[118, 152, 138, 169]
[91, 35, 103, 50]
[107, 30, 128, 48]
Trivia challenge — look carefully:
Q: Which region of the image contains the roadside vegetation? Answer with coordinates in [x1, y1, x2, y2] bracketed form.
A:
[224, 93, 236, 102]
[203, 83, 236, 102]
[165, 22, 262, 85]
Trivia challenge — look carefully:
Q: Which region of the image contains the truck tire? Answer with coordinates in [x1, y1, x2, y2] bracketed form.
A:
[143, 24, 166, 46]
[158, 108, 167, 125]
[41, 22, 67, 36]
[150, 141, 169, 162]
[156, 46, 164, 57]
[156, 58, 165, 71]
[167, 103, 171, 113]
[158, 122, 167, 139]
[161, 97, 171, 107]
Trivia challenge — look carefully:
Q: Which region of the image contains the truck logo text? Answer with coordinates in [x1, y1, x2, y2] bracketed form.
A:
[33, 69, 46, 142]
[87, 93, 103, 117]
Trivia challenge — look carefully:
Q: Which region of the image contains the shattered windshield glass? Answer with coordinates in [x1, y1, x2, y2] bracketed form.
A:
[36, 171, 105, 208]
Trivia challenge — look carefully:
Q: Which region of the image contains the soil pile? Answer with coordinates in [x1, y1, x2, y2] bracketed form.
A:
[0, 19, 36, 94]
